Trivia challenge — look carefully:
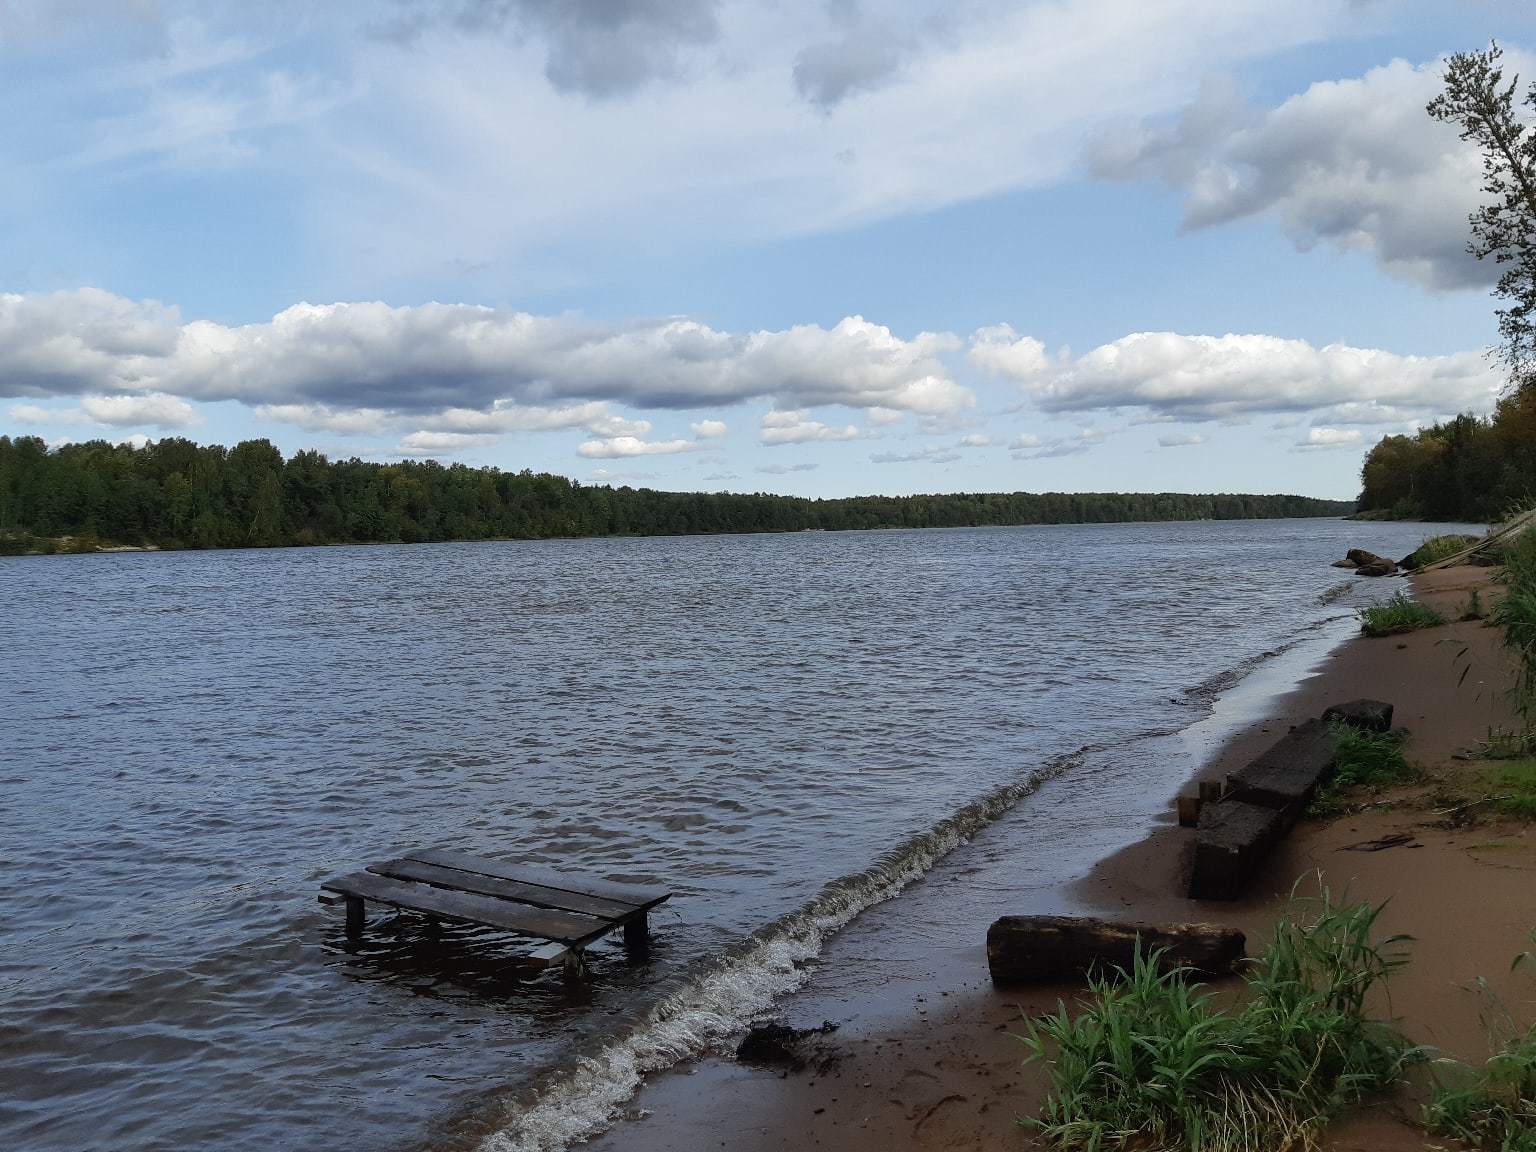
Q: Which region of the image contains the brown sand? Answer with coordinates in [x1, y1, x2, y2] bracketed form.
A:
[588, 564, 1535, 1152]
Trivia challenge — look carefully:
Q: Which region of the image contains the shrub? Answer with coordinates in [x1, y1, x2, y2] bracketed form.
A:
[1360, 591, 1447, 637]
[1021, 890, 1417, 1151]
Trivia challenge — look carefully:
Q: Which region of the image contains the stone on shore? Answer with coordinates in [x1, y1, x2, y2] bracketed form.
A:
[1321, 698, 1394, 733]
[986, 915, 1246, 984]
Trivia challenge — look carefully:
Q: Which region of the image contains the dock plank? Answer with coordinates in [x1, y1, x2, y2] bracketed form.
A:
[368, 858, 637, 922]
[321, 871, 612, 945]
[406, 848, 671, 910]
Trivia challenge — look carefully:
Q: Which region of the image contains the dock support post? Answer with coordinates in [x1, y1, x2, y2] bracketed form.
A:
[562, 949, 585, 984]
[623, 913, 650, 954]
[345, 895, 365, 938]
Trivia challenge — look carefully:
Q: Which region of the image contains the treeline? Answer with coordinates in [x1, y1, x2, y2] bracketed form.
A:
[0, 435, 1353, 553]
[1358, 388, 1536, 522]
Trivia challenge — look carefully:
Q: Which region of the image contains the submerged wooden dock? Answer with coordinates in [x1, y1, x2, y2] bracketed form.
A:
[321, 848, 671, 979]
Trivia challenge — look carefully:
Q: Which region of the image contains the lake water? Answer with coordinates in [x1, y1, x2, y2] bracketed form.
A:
[0, 519, 1465, 1151]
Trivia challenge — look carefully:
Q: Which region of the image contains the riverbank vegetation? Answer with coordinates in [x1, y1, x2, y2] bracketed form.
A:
[0, 435, 1354, 553]
[1022, 891, 1416, 1151]
[1359, 591, 1448, 637]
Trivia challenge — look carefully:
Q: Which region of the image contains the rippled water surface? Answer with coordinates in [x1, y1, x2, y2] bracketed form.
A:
[0, 520, 1459, 1151]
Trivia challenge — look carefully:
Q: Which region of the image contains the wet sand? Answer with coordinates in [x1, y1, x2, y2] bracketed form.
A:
[586, 563, 1532, 1152]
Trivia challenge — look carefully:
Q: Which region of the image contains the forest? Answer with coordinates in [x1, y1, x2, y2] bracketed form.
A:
[1357, 387, 1536, 522]
[0, 435, 1353, 553]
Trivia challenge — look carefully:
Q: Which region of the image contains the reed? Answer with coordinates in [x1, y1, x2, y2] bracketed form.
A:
[1021, 889, 1417, 1151]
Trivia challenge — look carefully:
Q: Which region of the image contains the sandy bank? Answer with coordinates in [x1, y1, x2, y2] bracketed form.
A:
[585, 564, 1531, 1152]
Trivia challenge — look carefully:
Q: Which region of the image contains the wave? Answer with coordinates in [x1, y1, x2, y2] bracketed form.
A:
[471, 747, 1088, 1152]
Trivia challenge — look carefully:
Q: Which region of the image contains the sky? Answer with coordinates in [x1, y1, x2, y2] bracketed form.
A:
[2, 1, 1534, 501]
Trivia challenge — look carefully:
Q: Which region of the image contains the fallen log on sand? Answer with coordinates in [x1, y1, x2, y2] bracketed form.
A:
[987, 914, 1246, 985]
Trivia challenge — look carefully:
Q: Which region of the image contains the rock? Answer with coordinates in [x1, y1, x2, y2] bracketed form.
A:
[736, 1020, 838, 1071]
[1354, 562, 1396, 577]
[1331, 559, 1358, 568]
[1321, 699, 1394, 733]
[1189, 799, 1290, 901]
[1225, 718, 1337, 810]
[986, 915, 1245, 985]
[1346, 548, 1396, 569]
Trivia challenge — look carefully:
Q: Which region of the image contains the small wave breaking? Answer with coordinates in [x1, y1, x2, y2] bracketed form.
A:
[475, 749, 1085, 1152]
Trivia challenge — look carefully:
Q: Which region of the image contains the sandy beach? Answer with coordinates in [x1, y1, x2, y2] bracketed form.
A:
[585, 562, 1535, 1152]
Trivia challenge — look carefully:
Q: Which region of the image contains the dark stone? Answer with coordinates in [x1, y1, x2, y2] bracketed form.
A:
[1189, 799, 1291, 901]
[1225, 718, 1338, 810]
[736, 1020, 839, 1071]
[1321, 699, 1394, 733]
[986, 915, 1246, 984]
[1331, 559, 1358, 568]
[1354, 562, 1396, 577]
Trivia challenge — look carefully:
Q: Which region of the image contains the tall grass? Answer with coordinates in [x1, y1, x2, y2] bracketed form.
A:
[1405, 534, 1482, 569]
[1359, 591, 1447, 637]
[1426, 946, 1536, 1151]
[1021, 890, 1417, 1151]
[1496, 529, 1536, 719]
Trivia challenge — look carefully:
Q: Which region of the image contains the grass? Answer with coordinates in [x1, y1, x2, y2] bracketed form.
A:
[1020, 890, 1418, 1151]
[1496, 529, 1536, 720]
[1359, 591, 1447, 637]
[1479, 759, 1536, 820]
[1308, 722, 1416, 818]
[1426, 947, 1536, 1151]
[1405, 534, 1483, 570]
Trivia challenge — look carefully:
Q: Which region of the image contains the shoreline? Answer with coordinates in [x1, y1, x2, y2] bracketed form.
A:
[574, 563, 1529, 1152]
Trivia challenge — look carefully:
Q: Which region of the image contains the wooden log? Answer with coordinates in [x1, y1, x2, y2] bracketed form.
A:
[623, 913, 650, 953]
[1198, 779, 1225, 805]
[986, 915, 1245, 985]
[1176, 795, 1202, 827]
[345, 894, 365, 938]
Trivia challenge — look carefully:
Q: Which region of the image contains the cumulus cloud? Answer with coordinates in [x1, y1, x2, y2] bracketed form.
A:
[1090, 57, 1500, 289]
[1010, 428, 1106, 459]
[0, 292, 970, 424]
[973, 328, 1502, 423]
[4, 391, 198, 430]
[1296, 427, 1364, 451]
[1157, 431, 1205, 447]
[760, 409, 861, 445]
[398, 430, 500, 455]
[690, 418, 728, 437]
[576, 435, 706, 459]
[958, 433, 995, 447]
[757, 461, 819, 475]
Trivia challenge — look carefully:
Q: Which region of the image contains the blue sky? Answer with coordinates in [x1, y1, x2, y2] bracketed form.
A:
[2, 1, 1533, 500]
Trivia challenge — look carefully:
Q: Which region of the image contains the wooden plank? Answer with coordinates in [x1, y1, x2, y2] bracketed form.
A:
[368, 858, 637, 922]
[987, 915, 1246, 985]
[405, 848, 671, 910]
[523, 941, 572, 969]
[321, 871, 613, 945]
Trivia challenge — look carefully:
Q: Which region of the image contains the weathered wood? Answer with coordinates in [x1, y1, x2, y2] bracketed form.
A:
[321, 871, 612, 945]
[623, 914, 650, 952]
[405, 848, 670, 910]
[1224, 718, 1337, 810]
[523, 941, 572, 969]
[369, 858, 638, 921]
[1188, 799, 1290, 901]
[1321, 699, 1394, 733]
[986, 915, 1246, 985]
[1198, 780, 1225, 805]
[345, 894, 365, 938]
[1176, 795, 1202, 827]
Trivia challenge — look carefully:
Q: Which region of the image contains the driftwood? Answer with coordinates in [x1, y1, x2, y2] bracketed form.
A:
[986, 914, 1246, 985]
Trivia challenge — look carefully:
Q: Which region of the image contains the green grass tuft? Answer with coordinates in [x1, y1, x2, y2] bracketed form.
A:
[1020, 890, 1418, 1151]
[1359, 591, 1447, 637]
[1405, 534, 1482, 569]
[1308, 723, 1415, 818]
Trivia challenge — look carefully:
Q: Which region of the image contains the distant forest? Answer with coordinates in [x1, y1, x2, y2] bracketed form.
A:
[1358, 388, 1536, 522]
[0, 435, 1354, 553]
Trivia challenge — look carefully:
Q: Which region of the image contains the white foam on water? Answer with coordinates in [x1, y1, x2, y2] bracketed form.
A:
[476, 755, 1080, 1152]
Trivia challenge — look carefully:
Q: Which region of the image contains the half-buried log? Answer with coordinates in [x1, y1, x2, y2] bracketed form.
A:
[987, 915, 1246, 985]
[1322, 698, 1394, 733]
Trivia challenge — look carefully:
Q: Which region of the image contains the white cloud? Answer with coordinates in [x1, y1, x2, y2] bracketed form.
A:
[1090, 56, 1503, 290]
[7, 404, 55, 425]
[78, 392, 199, 429]
[398, 430, 500, 454]
[757, 461, 819, 475]
[1296, 426, 1364, 451]
[690, 418, 728, 438]
[969, 324, 1052, 379]
[760, 409, 861, 445]
[866, 406, 906, 425]
[1011, 427, 1106, 459]
[1157, 431, 1205, 447]
[576, 435, 706, 458]
[958, 433, 995, 447]
[974, 328, 1502, 422]
[869, 445, 961, 464]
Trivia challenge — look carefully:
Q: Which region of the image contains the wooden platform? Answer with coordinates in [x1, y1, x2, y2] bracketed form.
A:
[321, 848, 671, 978]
